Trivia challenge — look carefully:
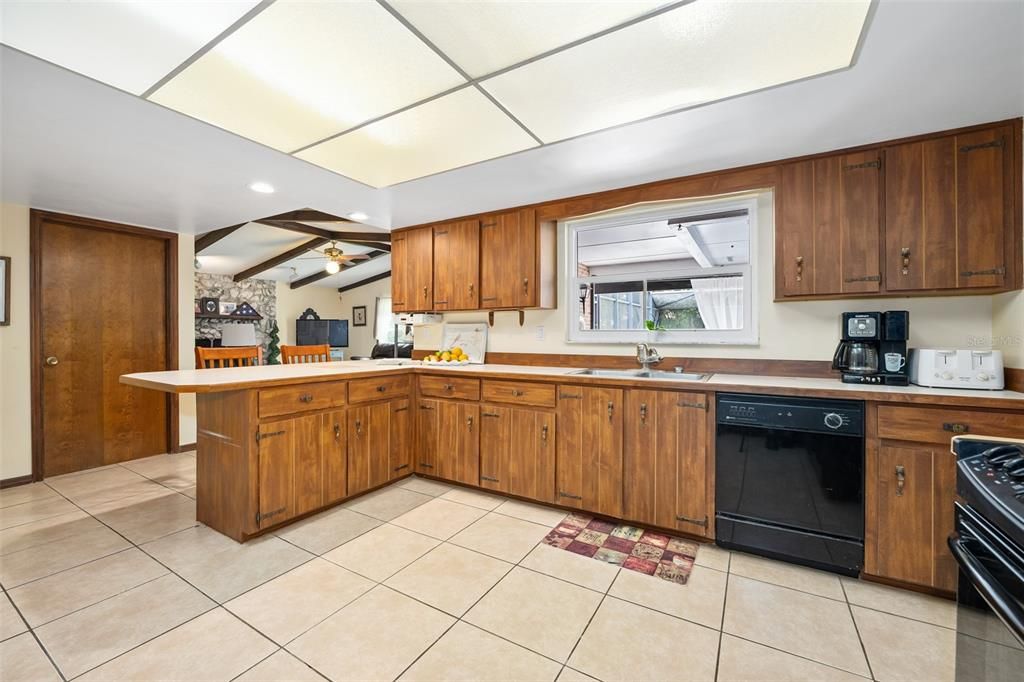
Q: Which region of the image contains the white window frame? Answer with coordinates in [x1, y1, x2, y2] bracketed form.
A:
[564, 195, 759, 345]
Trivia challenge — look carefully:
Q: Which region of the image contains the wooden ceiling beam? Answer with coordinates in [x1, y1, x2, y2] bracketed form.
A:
[233, 237, 327, 282]
[256, 219, 391, 243]
[337, 269, 392, 293]
[194, 222, 246, 253]
[263, 209, 354, 223]
[290, 249, 388, 289]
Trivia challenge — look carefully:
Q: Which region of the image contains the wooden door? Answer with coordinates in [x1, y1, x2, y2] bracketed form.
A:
[871, 442, 956, 591]
[393, 227, 433, 312]
[436, 401, 479, 485]
[884, 138, 957, 291]
[555, 386, 623, 516]
[838, 151, 882, 294]
[321, 409, 347, 505]
[433, 219, 479, 311]
[257, 421, 295, 529]
[479, 405, 511, 493]
[389, 399, 412, 480]
[509, 408, 555, 502]
[480, 210, 536, 308]
[35, 212, 174, 477]
[956, 125, 1013, 289]
[348, 403, 390, 495]
[624, 390, 709, 536]
[415, 399, 439, 475]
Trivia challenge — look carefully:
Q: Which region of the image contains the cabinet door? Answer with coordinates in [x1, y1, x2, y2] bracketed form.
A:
[292, 413, 323, 517]
[871, 443, 956, 591]
[509, 408, 555, 503]
[956, 125, 1013, 289]
[480, 210, 537, 308]
[393, 227, 433, 312]
[838, 151, 882, 294]
[257, 422, 296, 529]
[623, 390, 709, 536]
[555, 386, 623, 516]
[415, 399, 438, 475]
[479, 405, 511, 493]
[321, 409, 347, 505]
[433, 219, 479, 311]
[436, 401, 479, 485]
[348, 403, 390, 495]
[389, 399, 412, 480]
[884, 138, 957, 291]
[777, 160, 818, 297]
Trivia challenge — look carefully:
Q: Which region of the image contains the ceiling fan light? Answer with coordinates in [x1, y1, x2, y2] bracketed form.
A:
[324, 260, 341, 275]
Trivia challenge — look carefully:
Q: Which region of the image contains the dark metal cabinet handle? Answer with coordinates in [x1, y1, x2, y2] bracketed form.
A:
[443, 384, 454, 391]
[298, 393, 314, 403]
[466, 416, 474, 432]
[944, 422, 970, 434]
[640, 403, 648, 424]
[895, 465, 906, 496]
[333, 424, 341, 441]
[376, 385, 387, 392]
[355, 419, 362, 435]
[541, 424, 549, 442]
[522, 278, 529, 295]
[607, 401, 614, 421]
[511, 389, 524, 397]
[901, 247, 911, 276]
[795, 256, 803, 283]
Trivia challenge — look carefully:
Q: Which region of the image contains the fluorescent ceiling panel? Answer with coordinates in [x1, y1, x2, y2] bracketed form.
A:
[150, 0, 467, 152]
[482, 0, 872, 142]
[0, 0, 259, 95]
[389, 0, 668, 78]
[296, 88, 538, 187]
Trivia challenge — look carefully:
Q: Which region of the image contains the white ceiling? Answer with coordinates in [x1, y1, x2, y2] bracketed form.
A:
[0, 0, 1022, 275]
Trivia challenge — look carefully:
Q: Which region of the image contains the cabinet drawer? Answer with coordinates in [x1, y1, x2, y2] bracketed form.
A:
[348, 374, 412, 404]
[259, 382, 346, 418]
[877, 405, 1024, 445]
[481, 380, 556, 408]
[419, 375, 481, 401]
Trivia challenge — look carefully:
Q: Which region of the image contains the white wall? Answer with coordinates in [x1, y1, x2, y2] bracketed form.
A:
[0, 204, 198, 479]
[440, 193, 997, 363]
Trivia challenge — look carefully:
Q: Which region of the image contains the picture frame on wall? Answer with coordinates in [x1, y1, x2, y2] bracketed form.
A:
[353, 305, 367, 327]
[0, 256, 10, 326]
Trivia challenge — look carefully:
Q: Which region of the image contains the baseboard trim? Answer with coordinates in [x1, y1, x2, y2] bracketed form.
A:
[172, 442, 197, 454]
[1, 474, 34, 489]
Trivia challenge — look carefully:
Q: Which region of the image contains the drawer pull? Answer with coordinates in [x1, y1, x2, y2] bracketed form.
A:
[943, 422, 970, 434]
[443, 383, 454, 391]
[559, 491, 583, 500]
[298, 393, 314, 403]
[481, 475, 500, 483]
[895, 465, 906, 496]
[675, 514, 708, 528]
[376, 385, 387, 392]
[511, 389, 524, 397]
[394, 464, 410, 472]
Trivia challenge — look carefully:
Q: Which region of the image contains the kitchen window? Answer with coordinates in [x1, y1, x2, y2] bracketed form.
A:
[566, 194, 759, 345]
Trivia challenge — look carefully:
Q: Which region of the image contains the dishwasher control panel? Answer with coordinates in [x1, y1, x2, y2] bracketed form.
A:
[717, 393, 864, 436]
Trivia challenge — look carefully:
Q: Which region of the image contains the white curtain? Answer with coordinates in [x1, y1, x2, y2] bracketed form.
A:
[691, 276, 743, 330]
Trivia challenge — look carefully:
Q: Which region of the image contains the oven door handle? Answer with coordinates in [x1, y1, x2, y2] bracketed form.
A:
[948, 533, 1024, 645]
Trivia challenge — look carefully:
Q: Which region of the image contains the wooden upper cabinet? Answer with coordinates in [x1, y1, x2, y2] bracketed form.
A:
[433, 219, 479, 311]
[392, 227, 433, 312]
[555, 386, 623, 517]
[956, 125, 1015, 289]
[480, 209, 539, 308]
[838, 151, 882, 294]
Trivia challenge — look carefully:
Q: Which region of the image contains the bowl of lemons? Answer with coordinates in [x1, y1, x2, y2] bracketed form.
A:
[422, 347, 471, 365]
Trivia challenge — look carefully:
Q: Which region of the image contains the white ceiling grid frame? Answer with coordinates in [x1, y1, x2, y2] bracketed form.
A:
[148, 0, 469, 152]
[0, 0, 262, 95]
[480, 0, 872, 142]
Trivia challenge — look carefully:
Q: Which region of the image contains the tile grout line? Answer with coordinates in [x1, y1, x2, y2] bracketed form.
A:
[840, 578, 878, 681]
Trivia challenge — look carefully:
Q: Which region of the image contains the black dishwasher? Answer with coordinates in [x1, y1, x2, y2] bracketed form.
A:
[715, 393, 865, 576]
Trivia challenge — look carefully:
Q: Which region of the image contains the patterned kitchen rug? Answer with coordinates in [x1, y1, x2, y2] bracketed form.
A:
[543, 513, 699, 585]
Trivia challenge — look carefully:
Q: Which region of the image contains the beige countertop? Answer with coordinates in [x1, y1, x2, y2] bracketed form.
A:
[120, 360, 1024, 408]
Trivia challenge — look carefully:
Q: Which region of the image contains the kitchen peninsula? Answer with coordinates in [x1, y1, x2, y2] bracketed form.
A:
[122, 360, 1024, 595]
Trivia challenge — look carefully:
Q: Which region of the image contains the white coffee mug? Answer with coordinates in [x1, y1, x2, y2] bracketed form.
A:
[884, 352, 905, 372]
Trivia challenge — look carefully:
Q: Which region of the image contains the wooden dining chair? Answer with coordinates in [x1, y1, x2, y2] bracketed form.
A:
[195, 346, 261, 369]
[280, 344, 332, 364]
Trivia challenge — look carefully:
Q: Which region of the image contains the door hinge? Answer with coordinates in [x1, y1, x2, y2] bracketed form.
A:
[675, 514, 708, 528]
[843, 275, 881, 283]
[481, 475, 500, 483]
[481, 412, 501, 418]
[959, 139, 1004, 153]
[843, 159, 881, 171]
[256, 429, 285, 443]
[418, 462, 434, 469]
[395, 406, 409, 413]
[559, 393, 582, 399]
[677, 401, 707, 410]
[960, 267, 1005, 278]
[394, 463, 410, 472]
[256, 507, 287, 524]
[558, 491, 583, 500]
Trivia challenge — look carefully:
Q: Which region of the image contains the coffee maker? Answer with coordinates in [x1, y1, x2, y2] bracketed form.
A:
[832, 311, 909, 385]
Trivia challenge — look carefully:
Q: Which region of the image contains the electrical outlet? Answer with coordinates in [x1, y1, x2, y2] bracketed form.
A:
[535, 326, 545, 340]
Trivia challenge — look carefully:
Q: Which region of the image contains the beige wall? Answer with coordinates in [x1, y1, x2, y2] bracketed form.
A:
[338, 276, 392, 357]
[993, 290, 1024, 369]
[276, 282, 345, 348]
[0, 204, 198, 479]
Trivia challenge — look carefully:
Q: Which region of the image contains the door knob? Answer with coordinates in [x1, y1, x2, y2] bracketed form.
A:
[45, 356, 59, 366]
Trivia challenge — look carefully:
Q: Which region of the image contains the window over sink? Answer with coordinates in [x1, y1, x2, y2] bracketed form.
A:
[565, 194, 759, 345]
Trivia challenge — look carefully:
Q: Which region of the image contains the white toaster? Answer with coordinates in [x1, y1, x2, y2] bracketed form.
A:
[909, 349, 1005, 390]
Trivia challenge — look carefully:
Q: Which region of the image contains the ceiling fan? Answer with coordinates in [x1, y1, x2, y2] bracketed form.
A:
[298, 240, 369, 274]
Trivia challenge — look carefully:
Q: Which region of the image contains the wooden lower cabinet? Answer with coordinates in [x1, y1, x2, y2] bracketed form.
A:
[257, 412, 337, 529]
[623, 390, 710, 537]
[321, 409, 347, 506]
[347, 402, 391, 496]
[479, 405, 555, 502]
[555, 386, 623, 516]
[416, 398, 480, 485]
[866, 440, 957, 592]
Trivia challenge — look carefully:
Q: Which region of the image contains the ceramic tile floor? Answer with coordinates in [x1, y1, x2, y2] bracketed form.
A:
[0, 453, 958, 681]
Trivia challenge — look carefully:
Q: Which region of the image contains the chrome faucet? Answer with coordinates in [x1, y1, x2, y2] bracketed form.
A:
[636, 343, 662, 371]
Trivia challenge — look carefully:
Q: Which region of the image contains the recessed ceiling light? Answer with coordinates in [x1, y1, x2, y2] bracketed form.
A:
[249, 181, 275, 194]
[348, 212, 369, 221]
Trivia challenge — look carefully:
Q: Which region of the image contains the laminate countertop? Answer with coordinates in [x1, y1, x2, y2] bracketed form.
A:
[121, 360, 1024, 410]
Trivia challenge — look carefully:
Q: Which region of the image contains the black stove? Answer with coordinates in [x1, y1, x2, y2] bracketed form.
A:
[950, 437, 1024, 681]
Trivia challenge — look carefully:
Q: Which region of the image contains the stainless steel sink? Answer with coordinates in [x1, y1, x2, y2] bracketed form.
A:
[569, 368, 709, 381]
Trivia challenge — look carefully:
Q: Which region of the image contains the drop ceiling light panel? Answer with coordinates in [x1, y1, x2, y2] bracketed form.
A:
[0, 1, 260, 95]
[296, 87, 538, 187]
[149, 0, 467, 152]
[389, 0, 669, 78]
[482, 0, 871, 142]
